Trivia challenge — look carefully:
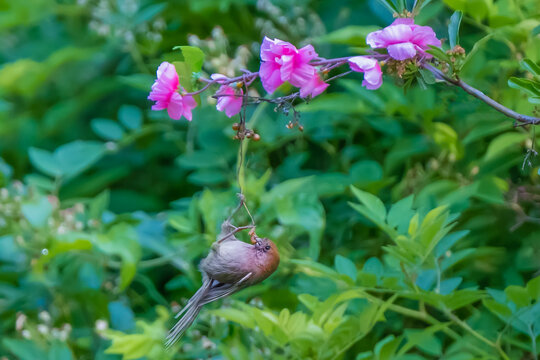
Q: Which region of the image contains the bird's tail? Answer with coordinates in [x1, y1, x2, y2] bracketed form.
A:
[165, 278, 212, 348]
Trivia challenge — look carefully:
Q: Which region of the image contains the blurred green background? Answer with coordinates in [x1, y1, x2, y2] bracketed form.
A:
[0, 0, 539, 359]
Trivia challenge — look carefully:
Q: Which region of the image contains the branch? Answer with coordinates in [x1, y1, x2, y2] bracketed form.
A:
[424, 64, 540, 126]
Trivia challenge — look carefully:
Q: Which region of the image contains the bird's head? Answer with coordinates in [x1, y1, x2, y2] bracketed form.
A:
[253, 237, 280, 280]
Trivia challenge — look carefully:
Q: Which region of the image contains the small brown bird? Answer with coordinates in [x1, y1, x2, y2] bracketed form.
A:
[165, 219, 280, 347]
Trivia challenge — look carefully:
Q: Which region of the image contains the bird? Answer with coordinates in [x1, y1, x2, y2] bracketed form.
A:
[165, 218, 280, 347]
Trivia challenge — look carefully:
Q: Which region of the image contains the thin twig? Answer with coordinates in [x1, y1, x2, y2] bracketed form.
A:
[444, 309, 511, 360]
[424, 64, 540, 126]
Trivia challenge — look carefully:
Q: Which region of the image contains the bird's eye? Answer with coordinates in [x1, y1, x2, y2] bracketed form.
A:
[264, 245, 271, 251]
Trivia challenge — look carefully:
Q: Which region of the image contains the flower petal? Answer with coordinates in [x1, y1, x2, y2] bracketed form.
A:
[348, 56, 377, 72]
[378, 24, 413, 45]
[411, 25, 442, 48]
[298, 44, 318, 63]
[288, 63, 315, 88]
[260, 37, 276, 62]
[181, 95, 197, 121]
[387, 42, 417, 60]
[260, 61, 283, 93]
[167, 92, 184, 120]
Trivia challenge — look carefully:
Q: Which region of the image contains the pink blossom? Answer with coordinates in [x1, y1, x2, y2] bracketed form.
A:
[366, 18, 441, 61]
[348, 56, 383, 90]
[148, 62, 197, 120]
[259, 37, 318, 93]
[215, 85, 243, 117]
[211, 73, 243, 118]
[299, 73, 329, 98]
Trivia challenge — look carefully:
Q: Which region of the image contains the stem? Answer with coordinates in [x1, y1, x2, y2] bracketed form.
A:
[529, 324, 538, 360]
[362, 292, 490, 357]
[444, 309, 510, 360]
[184, 72, 259, 96]
[424, 64, 540, 126]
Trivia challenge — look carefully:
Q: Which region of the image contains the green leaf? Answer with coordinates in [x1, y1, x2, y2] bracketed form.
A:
[439, 277, 462, 295]
[173, 46, 205, 73]
[29, 147, 62, 177]
[526, 276, 540, 301]
[48, 341, 73, 360]
[96, 224, 142, 290]
[55, 141, 106, 179]
[448, 11, 463, 48]
[210, 307, 256, 329]
[387, 195, 415, 234]
[91, 118, 125, 140]
[274, 191, 325, 260]
[419, 68, 437, 85]
[118, 105, 143, 130]
[104, 334, 154, 360]
[335, 255, 357, 282]
[350, 186, 386, 224]
[349, 160, 383, 185]
[521, 59, 540, 77]
[2, 339, 45, 360]
[403, 328, 443, 356]
[508, 77, 540, 97]
[505, 285, 531, 308]
[21, 196, 53, 228]
[363, 257, 384, 278]
[171, 61, 194, 92]
[374, 335, 400, 358]
[483, 299, 512, 318]
[375, 0, 398, 14]
[434, 230, 469, 257]
[426, 46, 451, 63]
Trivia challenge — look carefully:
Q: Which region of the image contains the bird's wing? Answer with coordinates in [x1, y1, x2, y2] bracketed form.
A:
[199, 272, 252, 306]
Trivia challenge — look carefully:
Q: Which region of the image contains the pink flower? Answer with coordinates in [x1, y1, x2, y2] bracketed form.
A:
[366, 18, 441, 61]
[299, 73, 329, 98]
[148, 61, 197, 121]
[211, 73, 243, 118]
[259, 37, 318, 93]
[215, 85, 243, 117]
[348, 56, 383, 90]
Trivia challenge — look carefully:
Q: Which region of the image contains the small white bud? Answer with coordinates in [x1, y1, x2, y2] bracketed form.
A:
[15, 313, 27, 331]
[105, 142, 118, 151]
[95, 319, 108, 331]
[38, 311, 51, 324]
[37, 324, 48, 334]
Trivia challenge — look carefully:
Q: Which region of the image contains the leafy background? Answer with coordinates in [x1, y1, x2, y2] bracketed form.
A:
[0, 0, 539, 359]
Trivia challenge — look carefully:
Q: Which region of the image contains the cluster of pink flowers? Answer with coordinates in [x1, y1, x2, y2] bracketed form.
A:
[148, 18, 440, 121]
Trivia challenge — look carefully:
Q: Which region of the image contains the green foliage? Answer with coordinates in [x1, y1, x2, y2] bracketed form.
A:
[1, 0, 539, 359]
